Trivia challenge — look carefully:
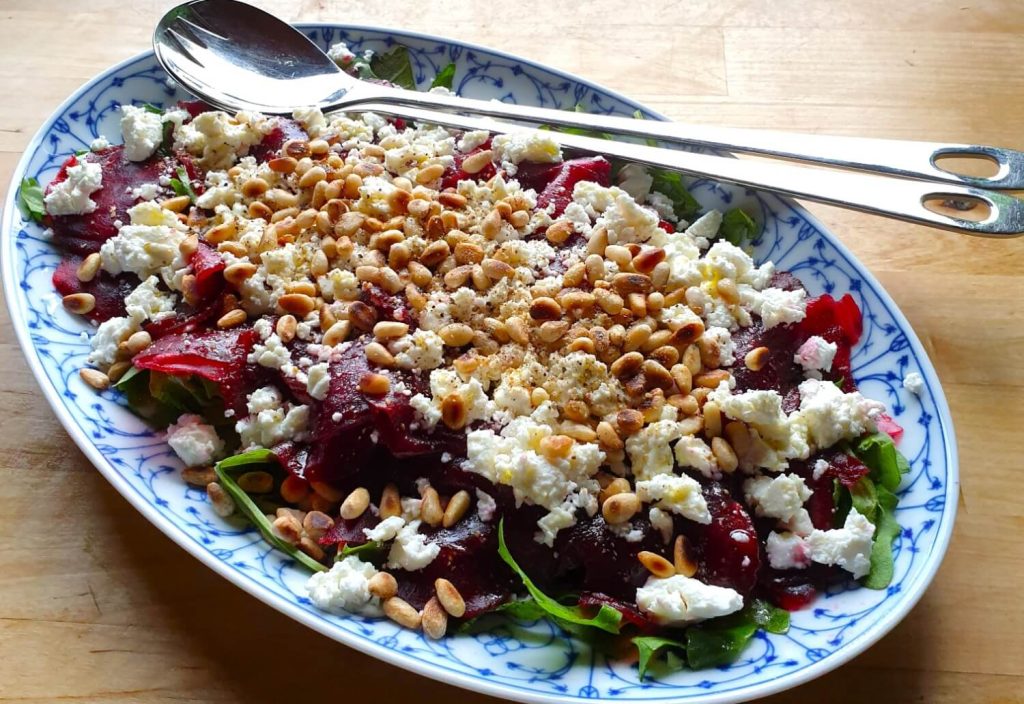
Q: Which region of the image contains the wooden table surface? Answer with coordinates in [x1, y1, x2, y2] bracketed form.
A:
[1, 1, 1022, 702]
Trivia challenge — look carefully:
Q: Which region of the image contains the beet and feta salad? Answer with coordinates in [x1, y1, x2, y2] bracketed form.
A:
[20, 44, 911, 675]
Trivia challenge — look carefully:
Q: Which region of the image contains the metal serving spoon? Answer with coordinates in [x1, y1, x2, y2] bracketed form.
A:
[154, 0, 1024, 236]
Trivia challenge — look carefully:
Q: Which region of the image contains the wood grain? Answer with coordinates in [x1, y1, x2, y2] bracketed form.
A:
[1, 1, 1022, 702]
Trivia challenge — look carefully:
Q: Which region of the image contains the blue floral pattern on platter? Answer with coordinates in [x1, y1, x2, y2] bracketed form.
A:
[1, 24, 957, 704]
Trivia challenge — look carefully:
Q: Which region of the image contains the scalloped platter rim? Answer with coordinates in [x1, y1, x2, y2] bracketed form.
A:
[1, 23, 958, 704]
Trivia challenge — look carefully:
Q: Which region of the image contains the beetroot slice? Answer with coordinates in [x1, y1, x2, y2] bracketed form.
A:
[579, 592, 658, 633]
[393, 515, 515, 618]
[132, 328, 256, 413]
[362, 283, 414, 325]
[47, 148, 197, 256]
[441, 141, 496, 190]
[51, 257, 136, 323]
[695, 483, 761, 596]
[249, 118, 309, 163]
[516, 156, 612, 217]
[554, 516, 666, 601]
[189, 242, 225, 301]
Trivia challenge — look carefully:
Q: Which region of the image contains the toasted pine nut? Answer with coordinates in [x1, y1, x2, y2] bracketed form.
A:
[364, 341, 395, 367]
[217, 308, 247, 328]
[368, 572, 398, 600]
[181, 466, 216, 487]
[442, 490, 470, 528]
[599, 477, 631, 505]
[422, 597, 448, 639]
[79, 368, 109, 390]
[280, 475, 309, 504]
[358, 372, 391, 396]
[206, 482, 235, 517]
[441, 393, 468, 430]
[415, 163, 446, 184]
[438, 191, 467, 209]
[224, 262, 258, 286]
[703, 402, 722, 438]
[421, 487, 443, 527]
[373, 321, 409, 340]
[340, 487, 371, 520]
[602, 492, 640, 524]
[439, 323, 474, 347]
[383, 597, 421, 629]
[539, 434, 575, 460]
[744, 346, 770, 372]
[596, 421, 623, 450]
[237, 471, 273, 494]
[275, 314, 297, 343]
[272, 513, 303, 545]
[161, 194, 192, 212]
[76, 253, 101, 282]
[545, 220, 573, 244]
[62, 292, 96, 315]
[638, 550, 676, 578]
[615, 409, 644, 435]
[435, 578, 466, 617]
[673, 536, 698, 577]
[694, 369, 731, 389]
[711, 436, 738, 472]
[322, 320, 351, 347]
[461, 149, 494, 174]
[380, 483, 402, 519]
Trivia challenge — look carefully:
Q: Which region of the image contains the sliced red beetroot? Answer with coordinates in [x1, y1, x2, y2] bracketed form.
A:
[875, 413, 904, 442]
[820, 452, 870, 488]
[657, 220, 674, 233]
[143, 297, 221, 339]
[47, 148, 198, 256]
[786, 456, 837, 530]
[579, 592, 658, 633]
[394, 515, 515, 618]
[318, 511, 380, 548]
[270, 441, 310, 480]
[516, 156, 612, 217]
[132, 328, 256, 413]
[799, 294, 863, 347]
[52, 257, 137, 323]
[249, 117, 309, 163]
[176, 100, 215, 118]
[554, 516, 666, 601]
[361, 283, 414, 325]
[729, 321, 806, 404]
[189, 242, 225, 301]
[695, 482, 761, 596]
[441, 142, 496, 190]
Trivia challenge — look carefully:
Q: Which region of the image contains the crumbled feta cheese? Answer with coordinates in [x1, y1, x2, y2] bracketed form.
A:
[743, 473, 812, 522]
[306, 362, 330, 401]
[636, 575, 744, 625]
[130, 182, 161, 201]
[750, 287, 807, 328]
[124, 276, 176, 321]
[386, 520, 440, 571]
[120, 105, 164, 162]
[626, 418, 686, 480]
[766, 531, 811, 570]
[166, 413, 224, 467]
[247, 333, 292, 370]
[673, 435, 718, 478]
[391, 329, 445, 370]
[87, 316, 138, 366]
[363, 515, 406, 542]
[90, 136, 110, 151]
[174, 110, 267, 170]
[235, 386, 310, 449]
[903, 371, 925, 396]
[571, 183, 662, 245]
[293, 106, 327, 137]
[99, 202, 187, 282]
[701, 326, 736, 367]
[457, 130, 490, 153]
[326, 42, 356, 66]
[794, 336, 838, 376]
[491, 130, 562, 174]
[648, 507, 674, 543]
[476, 489, 497, 521]
[44, 159, 103, 216]
[805, 508, 875, 578]
[617, 163, 653, 201]
[812, 458, 830, 481]
[647, 191, 677, 222]
[635, 473, 711, 524]
[411, 369, 494, 430]
[305, 556, 382, 616]
[797, 378, 884, 450]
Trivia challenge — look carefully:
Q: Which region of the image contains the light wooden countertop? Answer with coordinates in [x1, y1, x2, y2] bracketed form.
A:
[1, 1, 1022, 702]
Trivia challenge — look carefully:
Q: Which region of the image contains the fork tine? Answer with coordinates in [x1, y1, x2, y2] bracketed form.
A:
[165, 26, 205, 64]
[177, 14, 229, 43]
[167, 18, 208, 50]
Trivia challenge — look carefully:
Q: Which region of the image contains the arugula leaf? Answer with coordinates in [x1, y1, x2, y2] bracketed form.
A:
[685, 609, 759, 669]
[115, 367, 229, 429]
[720, 208, 759, 245]
[17, 177, 46, 223]
[430, 62, 456, 90]
[852, 432, 908, 492]
[496, 598, 548, 620]
[140, 102, 164, 114]
[497, 519, 622, 634]
[157, 120, 175, 157]
[214, 451, 327, 573]
[633, 635, 687, 680]
[651, 170, 702, 222]
[369, 46, 416, 89]
[849, 476, 879, 522]
[749, 598, 790, 634]
[170, 166, 197, 204]
[337, 540, 385, 562]
[863, 485, 901, 589]
[632, 109, 660, 147]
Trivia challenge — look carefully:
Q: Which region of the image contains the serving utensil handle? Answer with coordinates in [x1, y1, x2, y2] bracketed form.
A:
[349, 101, 1024, 237]
[340, 87, 1024, 191]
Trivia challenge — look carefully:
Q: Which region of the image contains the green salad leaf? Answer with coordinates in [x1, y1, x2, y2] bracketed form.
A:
[852, 432, 909, 492]
[170, 166, 197, 204]
[430, 62, 457, 90]
[849, 475, 879, 521]
[497, 519, 622, 634]
[140, 102, 164, 114]
[368, 46, 417, 89]
[863, 485, 901, 589]
[17, 177, 46, 223]
[337, 539, 385, 563]
[633, 636, 687, 680]
[214, 451, 327, 573]
[651, 170, 702, 222]
[115, 367, 228, 429]
[720, 207, 759, 245]
[749, 598, 791, 634]
[685, 610, 759, 669]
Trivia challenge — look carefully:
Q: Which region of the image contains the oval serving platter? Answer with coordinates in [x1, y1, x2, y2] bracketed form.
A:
[1, 24, 957, 704]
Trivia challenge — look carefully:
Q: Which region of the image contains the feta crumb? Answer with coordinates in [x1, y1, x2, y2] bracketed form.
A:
[903, 371, 925, 396]
[306, 362, 330, 401]
[166, 414, 224, 467]
[794, 336, 838, 376]
[363, 515, 406, 542]
[751, 287, 807, 328]
[743, 473, 812, 522]
[635, 473, 711, 524]
[636, 575, 744, 625]
[391, 329, 445, 370]
[491, 130, 562, 175]
[797, 378, 884, 450]
[120, 105, 164, 162]
[235, 386, 310, 449]
[804, 508, 876, 578]
[476, 489, 497, 521]
[765, 531, 811, 570]
[90, 136, 110, 151]
[305, 556, 382, 616]
[386, 520, 441, 571]
[44, 159, 103, 216]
